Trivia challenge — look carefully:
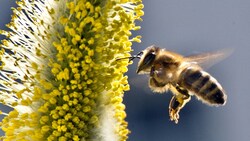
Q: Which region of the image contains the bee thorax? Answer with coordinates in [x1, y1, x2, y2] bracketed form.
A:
[148, 77, 169, 93]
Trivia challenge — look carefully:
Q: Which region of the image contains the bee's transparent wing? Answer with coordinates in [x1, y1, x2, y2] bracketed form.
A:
[184, 48, 233, 69]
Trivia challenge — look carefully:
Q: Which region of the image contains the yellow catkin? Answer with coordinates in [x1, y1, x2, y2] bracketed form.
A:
[0, 0, 143, 141]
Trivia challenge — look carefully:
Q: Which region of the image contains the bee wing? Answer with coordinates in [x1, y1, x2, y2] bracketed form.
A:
[184, 48, 233, 69]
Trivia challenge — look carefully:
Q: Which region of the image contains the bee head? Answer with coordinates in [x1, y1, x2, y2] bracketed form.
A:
[116, 45, 160, 74]
[137, 46, 160, 74]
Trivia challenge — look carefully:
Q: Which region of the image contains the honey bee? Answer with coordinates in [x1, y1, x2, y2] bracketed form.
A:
[121, 45, 231, 124]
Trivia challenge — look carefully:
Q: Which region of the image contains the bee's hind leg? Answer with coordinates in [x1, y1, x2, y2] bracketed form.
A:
[169, 86, 191, 124]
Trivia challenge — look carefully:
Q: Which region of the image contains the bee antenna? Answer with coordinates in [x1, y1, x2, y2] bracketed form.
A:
[116, 51, 143, 62]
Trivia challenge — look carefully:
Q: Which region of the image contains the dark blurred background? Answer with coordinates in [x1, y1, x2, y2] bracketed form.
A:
[1, 0, 250, 141]
[125, 0, 250, 141]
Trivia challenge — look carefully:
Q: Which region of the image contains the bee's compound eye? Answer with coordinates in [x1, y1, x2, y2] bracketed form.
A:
[136, 51, 156, 74]
[143, 52, 156, 66]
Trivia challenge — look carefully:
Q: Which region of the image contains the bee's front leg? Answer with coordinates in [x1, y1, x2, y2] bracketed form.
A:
[169, 91, 191, 124]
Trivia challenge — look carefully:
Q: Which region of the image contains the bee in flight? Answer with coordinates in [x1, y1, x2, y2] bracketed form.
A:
[119, 45, 231, 124]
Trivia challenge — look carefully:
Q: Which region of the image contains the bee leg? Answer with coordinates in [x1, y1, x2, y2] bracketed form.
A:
[169, 94, 191, 124]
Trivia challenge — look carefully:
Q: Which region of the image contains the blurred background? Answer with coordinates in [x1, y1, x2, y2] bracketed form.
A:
[125, 0, 250, 141]
[1, 0, 250, 141]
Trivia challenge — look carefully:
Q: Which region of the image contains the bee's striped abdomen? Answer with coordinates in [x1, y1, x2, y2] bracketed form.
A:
[178, 67, 227, 106]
